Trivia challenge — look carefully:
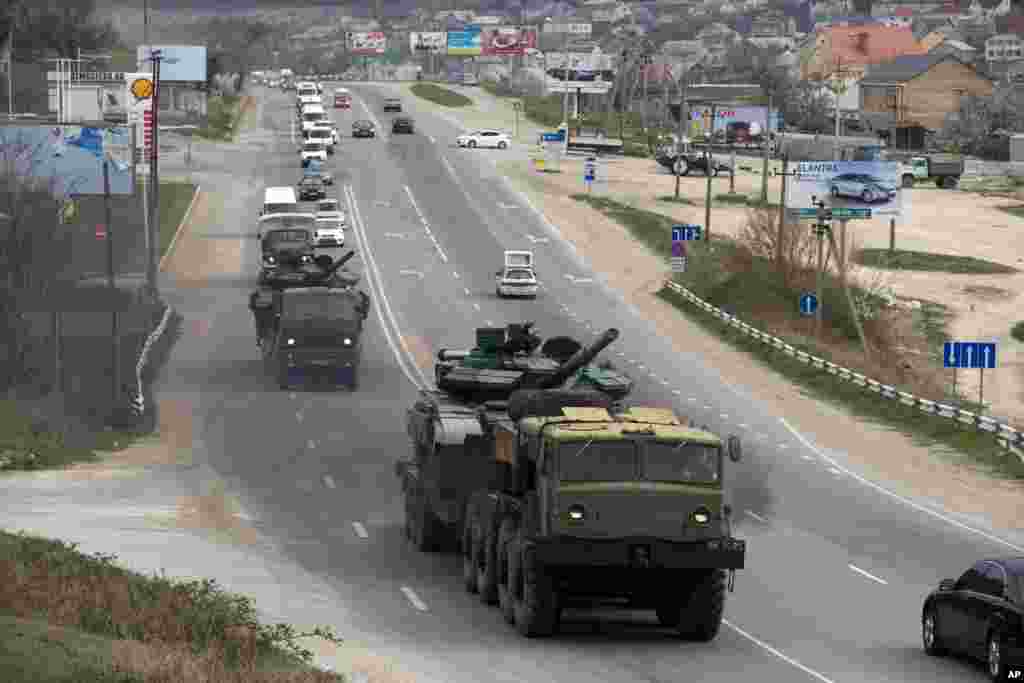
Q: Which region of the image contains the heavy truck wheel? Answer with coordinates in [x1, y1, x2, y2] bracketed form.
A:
[462, 510, 479, 594]
[477, 521, 499, 605]
[411, 486, 444, 553]
[513, 536, 559, 637]
[901, 174, 915, 188]
[277, 361, 290, 390]
[673, 569, 726, 641]
[497, 520, 518, 625]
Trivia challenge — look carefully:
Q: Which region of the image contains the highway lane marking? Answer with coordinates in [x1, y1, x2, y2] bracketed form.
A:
[498, 202, 518, 210]
[744, 510, 769, 523]
[399, 269, 425, 279]
[616, 351, 625, 356]
[452, 271, 460, 279]
[307, 439, 317, 449]
[828, 467, 842, 476]
[400, 586, 429, 612]
[344, 184, 431, 391]
[473, 303, 481, 311]
[848, 564, 888, 585]
[778, 417, 1024, 553]
[720, 414, 729, 419]
[738, 423, 749, 429]
[485, 320, 494, 326]
[463, 287, 471, 295]
[351, 521, 369, 538]
[296, 411, 304, 422]
[802, 454, 814, 461]
[402, 185, 449, 263]
[723, 620, 838, 683]
[289, 393, 297, 400]
[671, 389, 681, 395]
[322, 475, 336, 489]
[428, 135, 436, 143]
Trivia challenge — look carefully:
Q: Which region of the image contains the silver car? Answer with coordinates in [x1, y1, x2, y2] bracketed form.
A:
[829, 173, 897, 203]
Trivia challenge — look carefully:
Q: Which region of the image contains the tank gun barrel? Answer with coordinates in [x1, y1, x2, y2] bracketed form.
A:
[539, 328, 619, 389]
[438, 349, 471, 361]
[310, 249, 356, 283]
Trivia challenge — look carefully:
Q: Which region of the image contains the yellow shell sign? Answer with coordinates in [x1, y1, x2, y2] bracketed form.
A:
[130, 77, 153, 99]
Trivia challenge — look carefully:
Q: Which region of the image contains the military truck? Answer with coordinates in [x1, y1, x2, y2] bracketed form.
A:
[249, 250, 370, 390]
[397, 332, 745, 640]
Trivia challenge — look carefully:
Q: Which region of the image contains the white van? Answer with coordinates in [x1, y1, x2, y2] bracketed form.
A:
[300, 104, 327, 135]
[261, 187, 299, 217]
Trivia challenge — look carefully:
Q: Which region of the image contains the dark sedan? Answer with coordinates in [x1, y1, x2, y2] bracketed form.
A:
[392, 117, 414, 134]
[297, 176, 326, 201]
[923, 558, 1024, 680]
[352, 120, 376, 138]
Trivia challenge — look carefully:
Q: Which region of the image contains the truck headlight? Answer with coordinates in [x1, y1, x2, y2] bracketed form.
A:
[567, 504, 585, 521]
[342, 337, 352, 346]
[264, 255, 276, 264]
[287, 338, 296, 346]
[691, 507, 711, 525]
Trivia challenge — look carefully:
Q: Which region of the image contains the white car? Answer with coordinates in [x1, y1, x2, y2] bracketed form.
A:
[495, 250, 538, 298]
[311, 121, 339, 146]
[315, 199, 346, 227]
[458, 129, 511, 149]
[300, 141, 328, 164]
[313, 221, 345, 247]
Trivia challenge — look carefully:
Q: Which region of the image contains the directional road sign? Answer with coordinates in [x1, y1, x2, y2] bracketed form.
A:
[672, 224, 702, 241]
[799, 292, 818, 316]
[541, 132, 565, 142]
[944, 341, 997, 369]
[794, 207, 872, 219]
[584, 159, 595, 182]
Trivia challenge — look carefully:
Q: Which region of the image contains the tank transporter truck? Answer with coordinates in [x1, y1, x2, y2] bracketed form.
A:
[396, 328, 746, 640]
[249, 249, 370, 390]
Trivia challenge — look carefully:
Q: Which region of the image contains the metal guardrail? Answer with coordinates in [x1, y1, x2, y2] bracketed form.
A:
[663, 281, 1024, 454]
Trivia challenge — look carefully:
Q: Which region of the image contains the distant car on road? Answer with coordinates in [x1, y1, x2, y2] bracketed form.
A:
[297, 176, 327, 201]
[352, 120, 376, 138]
[300, 141, 328, 164]
[383, 97, 402, 112]
[829, 173, 897, 203]
[457, 129, 510, 149]
[922, 558, 1024, 681]
[392, 117, 414, 134]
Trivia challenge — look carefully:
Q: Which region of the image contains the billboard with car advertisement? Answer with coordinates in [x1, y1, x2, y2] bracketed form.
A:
[135, 45, 207, 82]
[689, 106, 783, 136]
[348, 31, 386, 55]
[410, 31, 446, 53]
[786, 161, 902, 217]
[447, 26, 482, 55]
[0, 124, 134, 196]
[481, 27, 538, 56]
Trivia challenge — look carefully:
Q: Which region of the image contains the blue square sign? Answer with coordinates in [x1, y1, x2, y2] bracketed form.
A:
[944, 341, 997, 369]
[672, 224, 702, 241]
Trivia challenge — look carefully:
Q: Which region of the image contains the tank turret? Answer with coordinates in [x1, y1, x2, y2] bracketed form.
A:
[434, 323, 632, 403]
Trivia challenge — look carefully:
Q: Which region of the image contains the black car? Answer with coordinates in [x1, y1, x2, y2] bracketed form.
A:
[392, 117, 414, 134]
[297, 176, 326, 201]
[352, 120, 376, 138]
[383, 98, 402, 112]
[923, 558, 1024, 680]
[656, 148, 732, 177]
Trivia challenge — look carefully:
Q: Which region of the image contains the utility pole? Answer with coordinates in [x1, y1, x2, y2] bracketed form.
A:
[761, 91, 772, 202]
[103, 160, 121, 415]
[142, 48, 171, 298]
[704, 102, 718, 242]
[674, 74, 687, 200]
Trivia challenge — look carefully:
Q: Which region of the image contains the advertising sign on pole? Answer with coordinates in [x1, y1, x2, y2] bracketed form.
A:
[0, 124, 134, 196]
[410, 32, 447, 53]
[447, 26, 482, 55]
[689, 106, 783, 136]
[785, 161, 902, 219]
[481, 27, 538, 56]
[135, 45, 207, 81]
[348, 32, 387, 55]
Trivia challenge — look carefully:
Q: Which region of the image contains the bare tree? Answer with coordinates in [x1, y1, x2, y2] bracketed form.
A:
[2, 0, 118, 61]
[941, 90, 1023, 159]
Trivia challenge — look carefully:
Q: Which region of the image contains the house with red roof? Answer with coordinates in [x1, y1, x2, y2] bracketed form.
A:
[801, 23, 930, 80]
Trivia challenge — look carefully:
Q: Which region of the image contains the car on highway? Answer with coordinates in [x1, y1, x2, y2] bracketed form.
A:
[311, 121, 339, 145]
[300, 104, 328, 136]
[297, 175, 327, 201]
[352, 120, 376, 138]
[302, 160, 333, 186]
[383, 97, 402, 112]
[829, 173, 897, 203]
[315, 198, 346, 227]
[314, 200, 346, 247]
[306, 128, 335, 154]
[494, 250, 538, 298]
[457, 129, 510, 149]
[923, 558, 1024, 681]
[300, 141, 328, 164]
[392, 117, 414, 134]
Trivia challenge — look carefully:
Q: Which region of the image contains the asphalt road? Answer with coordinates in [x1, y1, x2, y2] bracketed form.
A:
[155, 84, 1017, 683]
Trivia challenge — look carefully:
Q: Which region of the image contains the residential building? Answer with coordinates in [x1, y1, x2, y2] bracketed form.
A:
[592, 2, 632, 23]
[859, 52, 993, 146]
[802, 23, 929, 79]
[697, 23, 742, 67]
[986, 33, 1024, 61]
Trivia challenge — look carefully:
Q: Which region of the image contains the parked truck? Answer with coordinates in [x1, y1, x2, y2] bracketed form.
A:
[396, 328, 745, 639]
[557, 126, 624, 156]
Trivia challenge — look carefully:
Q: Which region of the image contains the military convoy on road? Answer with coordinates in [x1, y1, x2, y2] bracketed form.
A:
[396, 324, 746, 639]
[249, 249, 370, 390]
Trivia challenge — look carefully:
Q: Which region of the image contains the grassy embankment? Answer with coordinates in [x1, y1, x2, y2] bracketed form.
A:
[570, 193, 1024, 478]
[198, 95, 251, 141]
[0, 530, 344, 682]
[409, 83, 473, 107]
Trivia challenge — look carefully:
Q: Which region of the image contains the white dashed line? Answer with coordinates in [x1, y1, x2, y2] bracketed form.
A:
[688, 397, 697, 402]
[738, 423, 748, 429]
[485, 320, 494, 326]
[289, 392, 297, 400]
[724, 620, 838, 683]
[352, 521, 369, 538]
[637, 364, 646, 370]
[453, 271, 461, 279]
[307, 439, 317, 449]
[403, 184, 448, 263]
[660, 379, 670, 385]
[671, 389, 681, 395]
[744, 510, 769, 523]
[828, 467, 842, 476]
[463, 287, 471, 295]
[802, 454, 814, 461]
[322, 475, 336, 489]
[848, 564, 888, 585]
[400, 586, 429, 611]
[473, 303, 481, 311]
[720, 414, 729, 419]
[704, 405, 712, 410]
[778, 443, 789, 449]
[617, 351, 625, 356]
[296, 411, 304, 422]
[428, 135, 436, 143]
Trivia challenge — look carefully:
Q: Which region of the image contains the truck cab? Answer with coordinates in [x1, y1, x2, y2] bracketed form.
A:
[495, 250, 538, 299]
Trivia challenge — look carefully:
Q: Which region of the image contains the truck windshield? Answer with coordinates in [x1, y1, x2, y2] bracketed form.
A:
[558, 441, 637, 482]
[303, 113, 325, 122]
[504, 269, 534, 280]
[644, 442, 720, 484]
[265, 229, 310, 243]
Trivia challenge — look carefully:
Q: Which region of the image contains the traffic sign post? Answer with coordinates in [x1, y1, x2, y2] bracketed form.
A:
[584, 157, 596, 193]
[799, 292, 818, 316]
[943, 341, 997, 411]
[670, 224, 701, 273]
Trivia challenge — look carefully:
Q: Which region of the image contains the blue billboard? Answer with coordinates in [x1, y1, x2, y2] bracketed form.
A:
[0, 125, 134, 196]
[136, 45, 207, 82]
[447, 26, 482, 55]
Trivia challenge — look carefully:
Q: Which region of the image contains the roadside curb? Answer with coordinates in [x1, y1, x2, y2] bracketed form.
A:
[159, 185, 202, 272]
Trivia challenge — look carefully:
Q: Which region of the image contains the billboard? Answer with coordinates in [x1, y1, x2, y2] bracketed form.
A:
[410, 31, 446, 53]
[124, 72, 153, 164]
[542, 22, 592, 34]
[481, 27, 538, 56]
[348, 31, 386, 55]
[0, 124, 134, 196]
[689, 106, 783, 135]
[136, 45, 207, 82]
[544, 51, 614, 71]
[448, 26, 482, 55]
[785, 161, 902, 218]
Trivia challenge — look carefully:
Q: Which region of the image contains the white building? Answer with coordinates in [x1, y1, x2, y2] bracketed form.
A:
[986, 33, 1024, 62]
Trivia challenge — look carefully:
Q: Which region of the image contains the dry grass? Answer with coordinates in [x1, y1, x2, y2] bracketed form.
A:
[0, 530, 345, 681]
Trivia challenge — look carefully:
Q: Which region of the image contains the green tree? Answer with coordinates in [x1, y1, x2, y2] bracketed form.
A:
[1, 0, 119, 61]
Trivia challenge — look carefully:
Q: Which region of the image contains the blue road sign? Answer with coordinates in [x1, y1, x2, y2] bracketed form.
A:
[541, 132, 564, 142]
[672, 224, 702, 241]
[832, 207, 872, 219]
[944, 341, 998, 369]
[799, 292, 818, 316]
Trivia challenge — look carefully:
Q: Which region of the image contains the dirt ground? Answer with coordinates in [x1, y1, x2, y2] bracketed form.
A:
[515, 154, 1024, 427]
[501, 157, 1024, 533]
